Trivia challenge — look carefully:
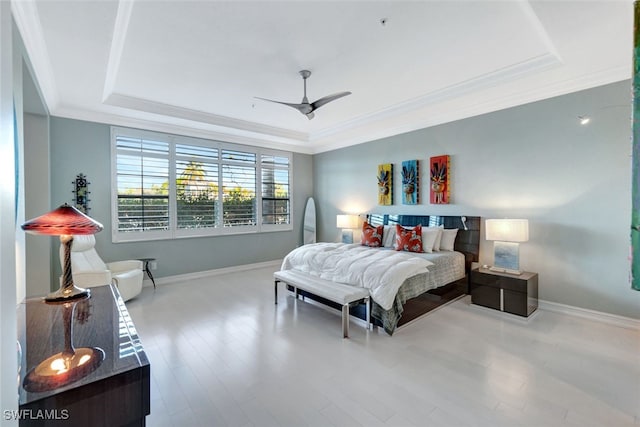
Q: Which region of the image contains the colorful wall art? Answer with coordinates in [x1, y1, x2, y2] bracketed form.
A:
[430, 155, 450, 204]
[401, 160, 419, 205]
[377, 163, 393, 205]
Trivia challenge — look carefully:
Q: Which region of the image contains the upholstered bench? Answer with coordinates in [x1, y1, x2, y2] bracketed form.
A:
[273, 270, 371, 338]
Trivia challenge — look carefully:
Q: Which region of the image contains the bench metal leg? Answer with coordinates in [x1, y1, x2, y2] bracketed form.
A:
[342, 304, 349, 338]
[365, 297, 371, 331]
[274, 280, 278, 304]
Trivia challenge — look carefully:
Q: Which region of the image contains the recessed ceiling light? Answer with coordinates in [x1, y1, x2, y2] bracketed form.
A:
[578, 115, 590, 125]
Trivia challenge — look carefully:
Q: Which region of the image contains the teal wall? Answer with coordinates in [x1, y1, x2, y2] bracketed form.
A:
[313, 81, 640, 319]
[44, 82, 640, 319]
[49, 117, 313, 282]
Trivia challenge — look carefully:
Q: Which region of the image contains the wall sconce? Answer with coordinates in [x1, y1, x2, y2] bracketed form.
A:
[336, 214, 359, 243]
[578, 115, 591, 125]
[485, 219, 529, 275]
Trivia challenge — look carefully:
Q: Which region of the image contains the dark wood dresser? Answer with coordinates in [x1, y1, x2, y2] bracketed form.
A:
[18, 284, 150, 426]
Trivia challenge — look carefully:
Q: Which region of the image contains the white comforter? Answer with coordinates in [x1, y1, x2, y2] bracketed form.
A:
[281, 243, 434, 310]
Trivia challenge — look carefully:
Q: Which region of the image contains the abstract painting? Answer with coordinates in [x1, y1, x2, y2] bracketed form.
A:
[401, 160, 419, 205]
[377, 163, 393, 205]
[430, 155, 450, 204]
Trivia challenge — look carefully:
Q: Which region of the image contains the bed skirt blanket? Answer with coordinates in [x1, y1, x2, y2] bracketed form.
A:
[281, 243, 434, 310]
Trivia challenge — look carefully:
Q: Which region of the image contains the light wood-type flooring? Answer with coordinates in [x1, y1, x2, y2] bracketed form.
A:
[125, 265, 640, 427]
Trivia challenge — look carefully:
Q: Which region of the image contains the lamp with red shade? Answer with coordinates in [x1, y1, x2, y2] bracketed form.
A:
[21, 203, 103, 302]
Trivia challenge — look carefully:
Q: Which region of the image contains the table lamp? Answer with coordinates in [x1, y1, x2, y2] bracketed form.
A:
[21, 203, 103, 302]
[485, 219, 529, 275]
[336, 214, 359, 243]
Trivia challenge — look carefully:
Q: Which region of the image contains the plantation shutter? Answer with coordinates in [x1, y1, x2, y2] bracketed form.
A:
[176, 144, 219, 230]
[221, 149, 256, 227]
[115, 136, 170, 233]
[261, 154, 290, 225]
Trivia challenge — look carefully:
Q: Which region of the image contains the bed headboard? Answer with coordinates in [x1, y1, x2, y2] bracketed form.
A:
[365, 214, 481, 272]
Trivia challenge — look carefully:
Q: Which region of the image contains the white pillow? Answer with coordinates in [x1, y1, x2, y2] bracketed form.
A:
[421, 227, 441, 253]
[383, 225, 396, 248]
[440, 228, 459, 251]
[429, 225, 444, 251]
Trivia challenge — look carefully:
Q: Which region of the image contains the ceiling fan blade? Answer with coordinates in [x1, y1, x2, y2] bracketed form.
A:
[254, 97, 308, 113]
[310, 91, 352, 111]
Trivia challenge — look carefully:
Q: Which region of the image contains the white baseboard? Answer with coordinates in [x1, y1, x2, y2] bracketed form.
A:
[538, 299, 640, 330]
[142, 259, 282, 288]
[141, 266, 640, 331]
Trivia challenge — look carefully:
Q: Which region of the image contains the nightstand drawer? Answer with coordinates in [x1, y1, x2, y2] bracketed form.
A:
[471, 270, 528, 292]
[470, 284, 501, 310]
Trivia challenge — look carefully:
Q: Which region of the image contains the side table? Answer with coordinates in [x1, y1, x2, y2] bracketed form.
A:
[470, 267, 538, 317]
[138, 258, 157, 289]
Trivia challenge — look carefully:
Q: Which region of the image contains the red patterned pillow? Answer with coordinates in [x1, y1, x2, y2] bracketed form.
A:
[361, 222, 384, 247]
[394, 224, 423, 252]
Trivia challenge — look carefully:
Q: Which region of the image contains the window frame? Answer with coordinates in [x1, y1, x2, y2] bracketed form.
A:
[111, 127, 293, 243]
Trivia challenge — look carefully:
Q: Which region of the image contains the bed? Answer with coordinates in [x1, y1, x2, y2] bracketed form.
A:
[280, 215, 480, 334]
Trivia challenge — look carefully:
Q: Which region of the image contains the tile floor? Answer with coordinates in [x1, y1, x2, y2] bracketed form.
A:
[125, 266, 640, 427]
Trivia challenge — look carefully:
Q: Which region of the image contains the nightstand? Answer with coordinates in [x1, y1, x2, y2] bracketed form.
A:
[470, 267, 538, 317]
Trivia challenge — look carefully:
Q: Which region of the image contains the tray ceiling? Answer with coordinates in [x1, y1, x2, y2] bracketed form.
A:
[13, 0, 632, 154]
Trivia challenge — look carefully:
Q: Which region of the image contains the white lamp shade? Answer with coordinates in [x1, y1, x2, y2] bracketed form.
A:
[485, 219, 529, 242]
[336, 214, 359, 229]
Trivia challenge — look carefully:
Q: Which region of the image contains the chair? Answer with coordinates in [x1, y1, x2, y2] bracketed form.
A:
[60, 235, 143, 302]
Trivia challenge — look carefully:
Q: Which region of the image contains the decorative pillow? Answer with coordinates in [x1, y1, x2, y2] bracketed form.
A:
[421, 227, 442, 253]
[394, 224, 423, 253]
[429, 225, 444, 251]
[383, 225, 396, 248]
[440, 228, 459, 251]
[361, 222, 384, 247]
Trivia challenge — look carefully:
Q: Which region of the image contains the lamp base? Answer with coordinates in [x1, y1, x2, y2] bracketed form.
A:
[489, 266, 523, 275]
[341, 229, 354, 244]
[45, 286, 90, 303]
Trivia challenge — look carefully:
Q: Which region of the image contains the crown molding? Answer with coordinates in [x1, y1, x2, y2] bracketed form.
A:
[310, 65, 630, 154]
[103, 92, 309, 142]
[310, 51, 562, 145]
[52, 104, 315, 154]
[11, 0, 59, 111]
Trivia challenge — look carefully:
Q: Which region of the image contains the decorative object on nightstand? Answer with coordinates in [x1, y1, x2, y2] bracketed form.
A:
[485, 218, 529, 275]
[337, 214, 359, 243]
[21, 203, 103, 302]
[470, 267, 538, 317]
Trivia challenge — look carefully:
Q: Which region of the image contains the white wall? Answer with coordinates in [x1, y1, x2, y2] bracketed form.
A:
[0, 4, 18, 423]
[314, 81, 640, 319]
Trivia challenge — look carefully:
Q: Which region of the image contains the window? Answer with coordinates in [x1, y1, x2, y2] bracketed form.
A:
[111, 127, 292, 242]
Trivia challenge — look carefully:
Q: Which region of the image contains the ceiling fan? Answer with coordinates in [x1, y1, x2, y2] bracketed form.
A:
[256, 70, 351, 120]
